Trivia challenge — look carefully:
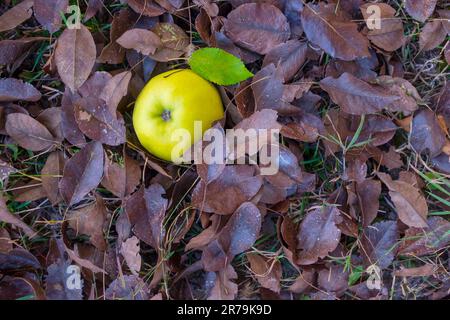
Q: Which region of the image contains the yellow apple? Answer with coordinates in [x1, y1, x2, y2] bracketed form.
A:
[133, 69, 224, 161]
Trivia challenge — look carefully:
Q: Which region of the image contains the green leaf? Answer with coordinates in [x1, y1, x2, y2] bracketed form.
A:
[188, 48, 253, 86]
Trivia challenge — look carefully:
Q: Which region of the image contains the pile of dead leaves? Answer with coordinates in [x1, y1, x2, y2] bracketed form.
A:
[0, 0, 449, 300]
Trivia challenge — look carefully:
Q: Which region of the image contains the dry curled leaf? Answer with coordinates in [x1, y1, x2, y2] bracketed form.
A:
[149, 23, 189, 62]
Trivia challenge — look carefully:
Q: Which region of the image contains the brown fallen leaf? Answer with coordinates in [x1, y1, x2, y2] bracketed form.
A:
[419, 20, 448, 51]
[99, 71, 132, 115]
[73, 97, 126, 146]
[105, 274, 150, 300]
[84, 0, 103, 22]
[98, 9, 135, 64]
[192, 165, 263, 215]
[79, 71, 112, 98]
[0, 195, 36, 238]
[398, 217, 450, 256]
[361, 3, 405, 52]
[59, 141, 104, 206]
[224, 3, 290, 55]
[45, 259, 83, 300]
[193, 0, 219, 17]
[0, 37, 46, 65]
[33, 0, 68, 33]
[207, 264, 238, 300]
[320, 73, 419, 115]
[251, 64, 299, 115]
[101, 154, 141, 199]
[13, 181, 46, 202]
[410, 109, 447, 157]
[185, 215, 223, 252]
[318, 264, 349, 294]
[246, 253, 282, 293]
[116, 28, 162, 55]
[0, 224, 12, 254]
[202, 202, 262, 272]
[393, 264, 436, 277]
[356, 179, 381, 227]
[60, 89, 86, 146]
[289, 268, 315, 294]
[126, 0, 166, 17]
[219, 202, 261, 258]
[296, 206, 343, 265]
[360, 220, 398, 269]
[5, 113, 56, 151]
[0, 248, 41, 271]
[378, 172, 428, 228]
[0, 0, 34, 33]
[67, 194, 107, 251]
[229, 109, 282, 161]
[55, 24, 96, 92]
[405, 0, 437, 23]
[326, 57, 378, 82]
[0, 276, 45, 300]
[119, 236, 141, 275]
[301, 3, 370, 61]
[149, 23, 189, 62]
[262, 40, 307, 83]
[41, 151, 65, 205]
[36, 107, 63, 143]
[0, 78, 41, 102]
[63, 242, 107, 274]
[125, 184, 168, 248]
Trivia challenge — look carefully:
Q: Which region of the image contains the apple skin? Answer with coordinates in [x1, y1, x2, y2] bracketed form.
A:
[133, 69, 224, 161]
